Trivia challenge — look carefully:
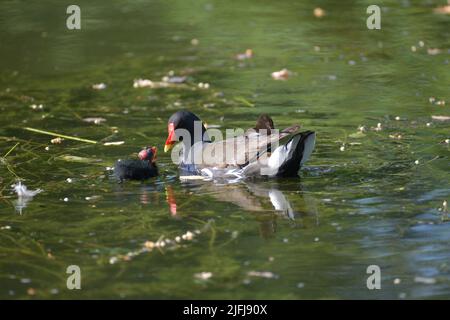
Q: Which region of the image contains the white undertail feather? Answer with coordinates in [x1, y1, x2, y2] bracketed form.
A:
[300, 133, 316, 165]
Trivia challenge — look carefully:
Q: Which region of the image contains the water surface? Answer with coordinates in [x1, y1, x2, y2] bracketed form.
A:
[0, 0, 449, 299]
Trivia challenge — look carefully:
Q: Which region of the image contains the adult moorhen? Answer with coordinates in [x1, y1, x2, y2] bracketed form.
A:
[114, 146, 158, 182]
[164, 111, 315, 178]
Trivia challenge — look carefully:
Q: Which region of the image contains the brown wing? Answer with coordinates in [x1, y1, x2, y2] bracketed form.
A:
[197, 125, 300, 168]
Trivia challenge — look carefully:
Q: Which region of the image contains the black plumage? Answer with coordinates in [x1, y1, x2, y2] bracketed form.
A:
[114, 146, 158, 182]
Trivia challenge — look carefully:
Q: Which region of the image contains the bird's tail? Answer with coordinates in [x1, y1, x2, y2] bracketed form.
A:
[275, 131, 315, 177]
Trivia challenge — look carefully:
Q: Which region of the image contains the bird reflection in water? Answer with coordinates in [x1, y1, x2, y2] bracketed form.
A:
[163, 180, 319, 238]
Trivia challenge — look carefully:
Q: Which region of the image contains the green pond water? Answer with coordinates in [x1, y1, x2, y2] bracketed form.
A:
[0, 0, 449, 299]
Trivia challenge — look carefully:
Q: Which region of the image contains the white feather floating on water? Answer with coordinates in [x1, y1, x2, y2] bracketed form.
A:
[12, 181, 42, 198]
[11, 181, 42, 215]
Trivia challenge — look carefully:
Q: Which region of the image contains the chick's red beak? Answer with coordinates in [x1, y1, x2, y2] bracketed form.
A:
[164, 122, 175, 152]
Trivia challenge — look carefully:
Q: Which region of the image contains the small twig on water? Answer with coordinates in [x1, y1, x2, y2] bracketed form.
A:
[24, 127, 98, 144]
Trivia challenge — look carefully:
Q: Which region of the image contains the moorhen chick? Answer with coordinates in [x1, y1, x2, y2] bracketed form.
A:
[114, 146, 158, 182]
[163, 110, 315, 178]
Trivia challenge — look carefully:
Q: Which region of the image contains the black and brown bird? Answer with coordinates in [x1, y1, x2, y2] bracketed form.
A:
[163, 110, 315, 178]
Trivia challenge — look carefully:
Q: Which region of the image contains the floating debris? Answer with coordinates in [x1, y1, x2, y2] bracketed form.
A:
[182, 231, 194, 241]
[133, 78, 177, 88]
[236, 49, 253, 61]
[191, 38, 199, 46]
[30, 104, 43, 110]
[12, 181, 42, 214]
[83, 117, 106, 125]
[85, 195, 102, 201]
[431, 99, 448, 108]
[109, 257, 119, 264]
[109, 220, 214, 265]
[12, 181, 42, 198]
[162, 75, 187, 84]
[198, 82, 210, 89]
[394, 278, 401, 285]
[427, 48, 442, 55]
[429, 97, 436, 104]
[194, 272, 213, 280]
[50, 137, 63, 144]
[247, 271, 279, 279]
[433, 5, 450, 15]
[313, 7, 326, 18]
[27, 288, 36, 296]
[103, 141, 125, 146]
[372, 123, 383, 132]
[414, 160, 420, 165]
[92, 83, 107, 90]
[133, 79, 153, 88]
[389, 133, 403, 140]
[432, 115, 450, 121]
[66, 178, 73, 183]
[24, 127, 98, 144]
[414, 276, 437, 285]
[271, 68, 291, 80]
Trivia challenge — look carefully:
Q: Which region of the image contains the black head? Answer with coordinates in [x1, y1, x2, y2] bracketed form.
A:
[164, 110, 209, 152]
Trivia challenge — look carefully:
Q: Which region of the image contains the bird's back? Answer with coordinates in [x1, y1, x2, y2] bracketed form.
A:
[114, 159, 158, 181]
